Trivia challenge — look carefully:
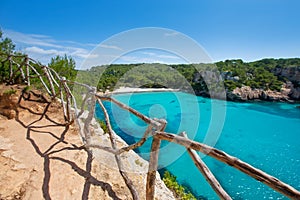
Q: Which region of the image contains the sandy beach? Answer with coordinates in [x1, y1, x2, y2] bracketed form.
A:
[107, 87, 180, 95]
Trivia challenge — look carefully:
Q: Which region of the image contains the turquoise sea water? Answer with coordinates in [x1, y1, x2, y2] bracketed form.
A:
[95, 92, 300, 199]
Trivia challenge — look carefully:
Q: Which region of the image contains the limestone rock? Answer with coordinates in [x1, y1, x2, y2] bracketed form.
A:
[228, 85, 291, 101]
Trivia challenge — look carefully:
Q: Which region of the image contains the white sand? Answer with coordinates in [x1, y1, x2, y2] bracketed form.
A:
[110, 87, 179, 94]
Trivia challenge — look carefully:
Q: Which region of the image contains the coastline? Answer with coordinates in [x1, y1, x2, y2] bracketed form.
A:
[107, 87, 180, 95]
[100, 86, 300, 104]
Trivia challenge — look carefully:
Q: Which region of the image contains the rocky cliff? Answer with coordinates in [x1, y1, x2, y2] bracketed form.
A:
[227, 66, 300, 102]
[227, 86, 290, 102]
[272, 66, 300, 82]
[272, 66, 300, 100]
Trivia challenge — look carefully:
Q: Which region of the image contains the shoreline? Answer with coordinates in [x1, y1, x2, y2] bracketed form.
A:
[99, 87, 300, 104]
[101, 87, 180, 95]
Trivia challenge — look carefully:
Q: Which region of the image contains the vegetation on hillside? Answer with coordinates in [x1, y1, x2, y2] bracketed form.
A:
[75, 58, 300, 96]
[48, 55, 77, 81]
[0, 30, 15, 54]
[216, 59, 284, 91]
[1, 28, 299, 99]
[0, 29, 77, 90]
[0, 29, 23, 83]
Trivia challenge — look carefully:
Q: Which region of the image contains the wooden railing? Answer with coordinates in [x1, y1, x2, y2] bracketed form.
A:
[1, 53, 300, 200]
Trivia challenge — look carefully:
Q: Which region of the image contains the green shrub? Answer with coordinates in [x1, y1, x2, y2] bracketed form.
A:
[3, 89, 16, 95]
[22, 85, 31, 93]
[97, 119, 108, 133]
[163, 171, 197, 200]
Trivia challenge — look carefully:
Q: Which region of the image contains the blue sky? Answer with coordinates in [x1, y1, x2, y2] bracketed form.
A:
[0, 0, 299, 67]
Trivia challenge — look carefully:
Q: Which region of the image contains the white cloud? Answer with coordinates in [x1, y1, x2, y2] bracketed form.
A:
[2, 29, 184, 67]
[28, 34, 52, 39]
[2, 29, 101, 66]
[99, 44, 123, 51]
[25, 46, 67, 55]
[62, 40, 98, 48]
[70, 48, 99, 59]
[4, 29, 63, 48]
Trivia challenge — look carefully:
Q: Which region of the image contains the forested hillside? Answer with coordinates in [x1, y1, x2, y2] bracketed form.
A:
[1, 29, 299, 101]
[76, 59, 300, 101]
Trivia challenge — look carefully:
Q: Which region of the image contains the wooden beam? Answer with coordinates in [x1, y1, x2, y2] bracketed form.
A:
[155, 131, 300, 199]
[42, 65, 56, 97]
[97, 98, 139, 200]
[118, 124, 153, 153]
[180, 132, 232, 200]
[87, 124, 153, 155]
[28, 64, 51, 95]
[60, 78, 73, 122]
[97, 95, 161, 128]
[77, 90, 90, 118]
[24, 56, 30, 86]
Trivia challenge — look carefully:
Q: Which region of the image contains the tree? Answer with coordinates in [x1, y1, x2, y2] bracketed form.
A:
[0, 29, 15, 53]
[48, 55, 77, 81]
[0, 29, 16, 82]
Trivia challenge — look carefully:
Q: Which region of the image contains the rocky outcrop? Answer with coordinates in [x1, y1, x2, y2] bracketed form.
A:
[272, 66, 300, 83]
[289, 84, 300, 99]
[0, 90, 19, 119]
[271, 66, 300, 100]
[227, 86, 291, 102]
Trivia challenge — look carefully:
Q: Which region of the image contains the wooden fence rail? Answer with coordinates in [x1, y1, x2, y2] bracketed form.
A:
[1, 53, 300, 200]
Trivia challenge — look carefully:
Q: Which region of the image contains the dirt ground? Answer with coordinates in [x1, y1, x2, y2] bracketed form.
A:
[0, 84, 174, 200]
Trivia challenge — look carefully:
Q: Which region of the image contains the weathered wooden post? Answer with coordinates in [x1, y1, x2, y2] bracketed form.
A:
[146, 119, 166, 200]
[24, 56, 30, 86]
[28, 64, 51, 95]
[8, 55, 13, 83]
[97, 97, 139, 200]
[83, 86, 96, 145]
[42, 65, 56, 97]
[61, 77, 73, 122]
[19, 58, 26, 82]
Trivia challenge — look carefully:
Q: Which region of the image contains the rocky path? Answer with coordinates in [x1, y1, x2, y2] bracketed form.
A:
[0, 85, 174, 200]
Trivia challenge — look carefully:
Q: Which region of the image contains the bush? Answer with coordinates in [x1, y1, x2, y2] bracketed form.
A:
[163, 171, 197, 200]
[22, 85, 31, 93]
[3, 89, 16, 95]
[97, 119, 108, 133]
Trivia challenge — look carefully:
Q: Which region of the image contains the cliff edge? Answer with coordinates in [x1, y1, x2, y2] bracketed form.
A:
[0, 84, 174, 200]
